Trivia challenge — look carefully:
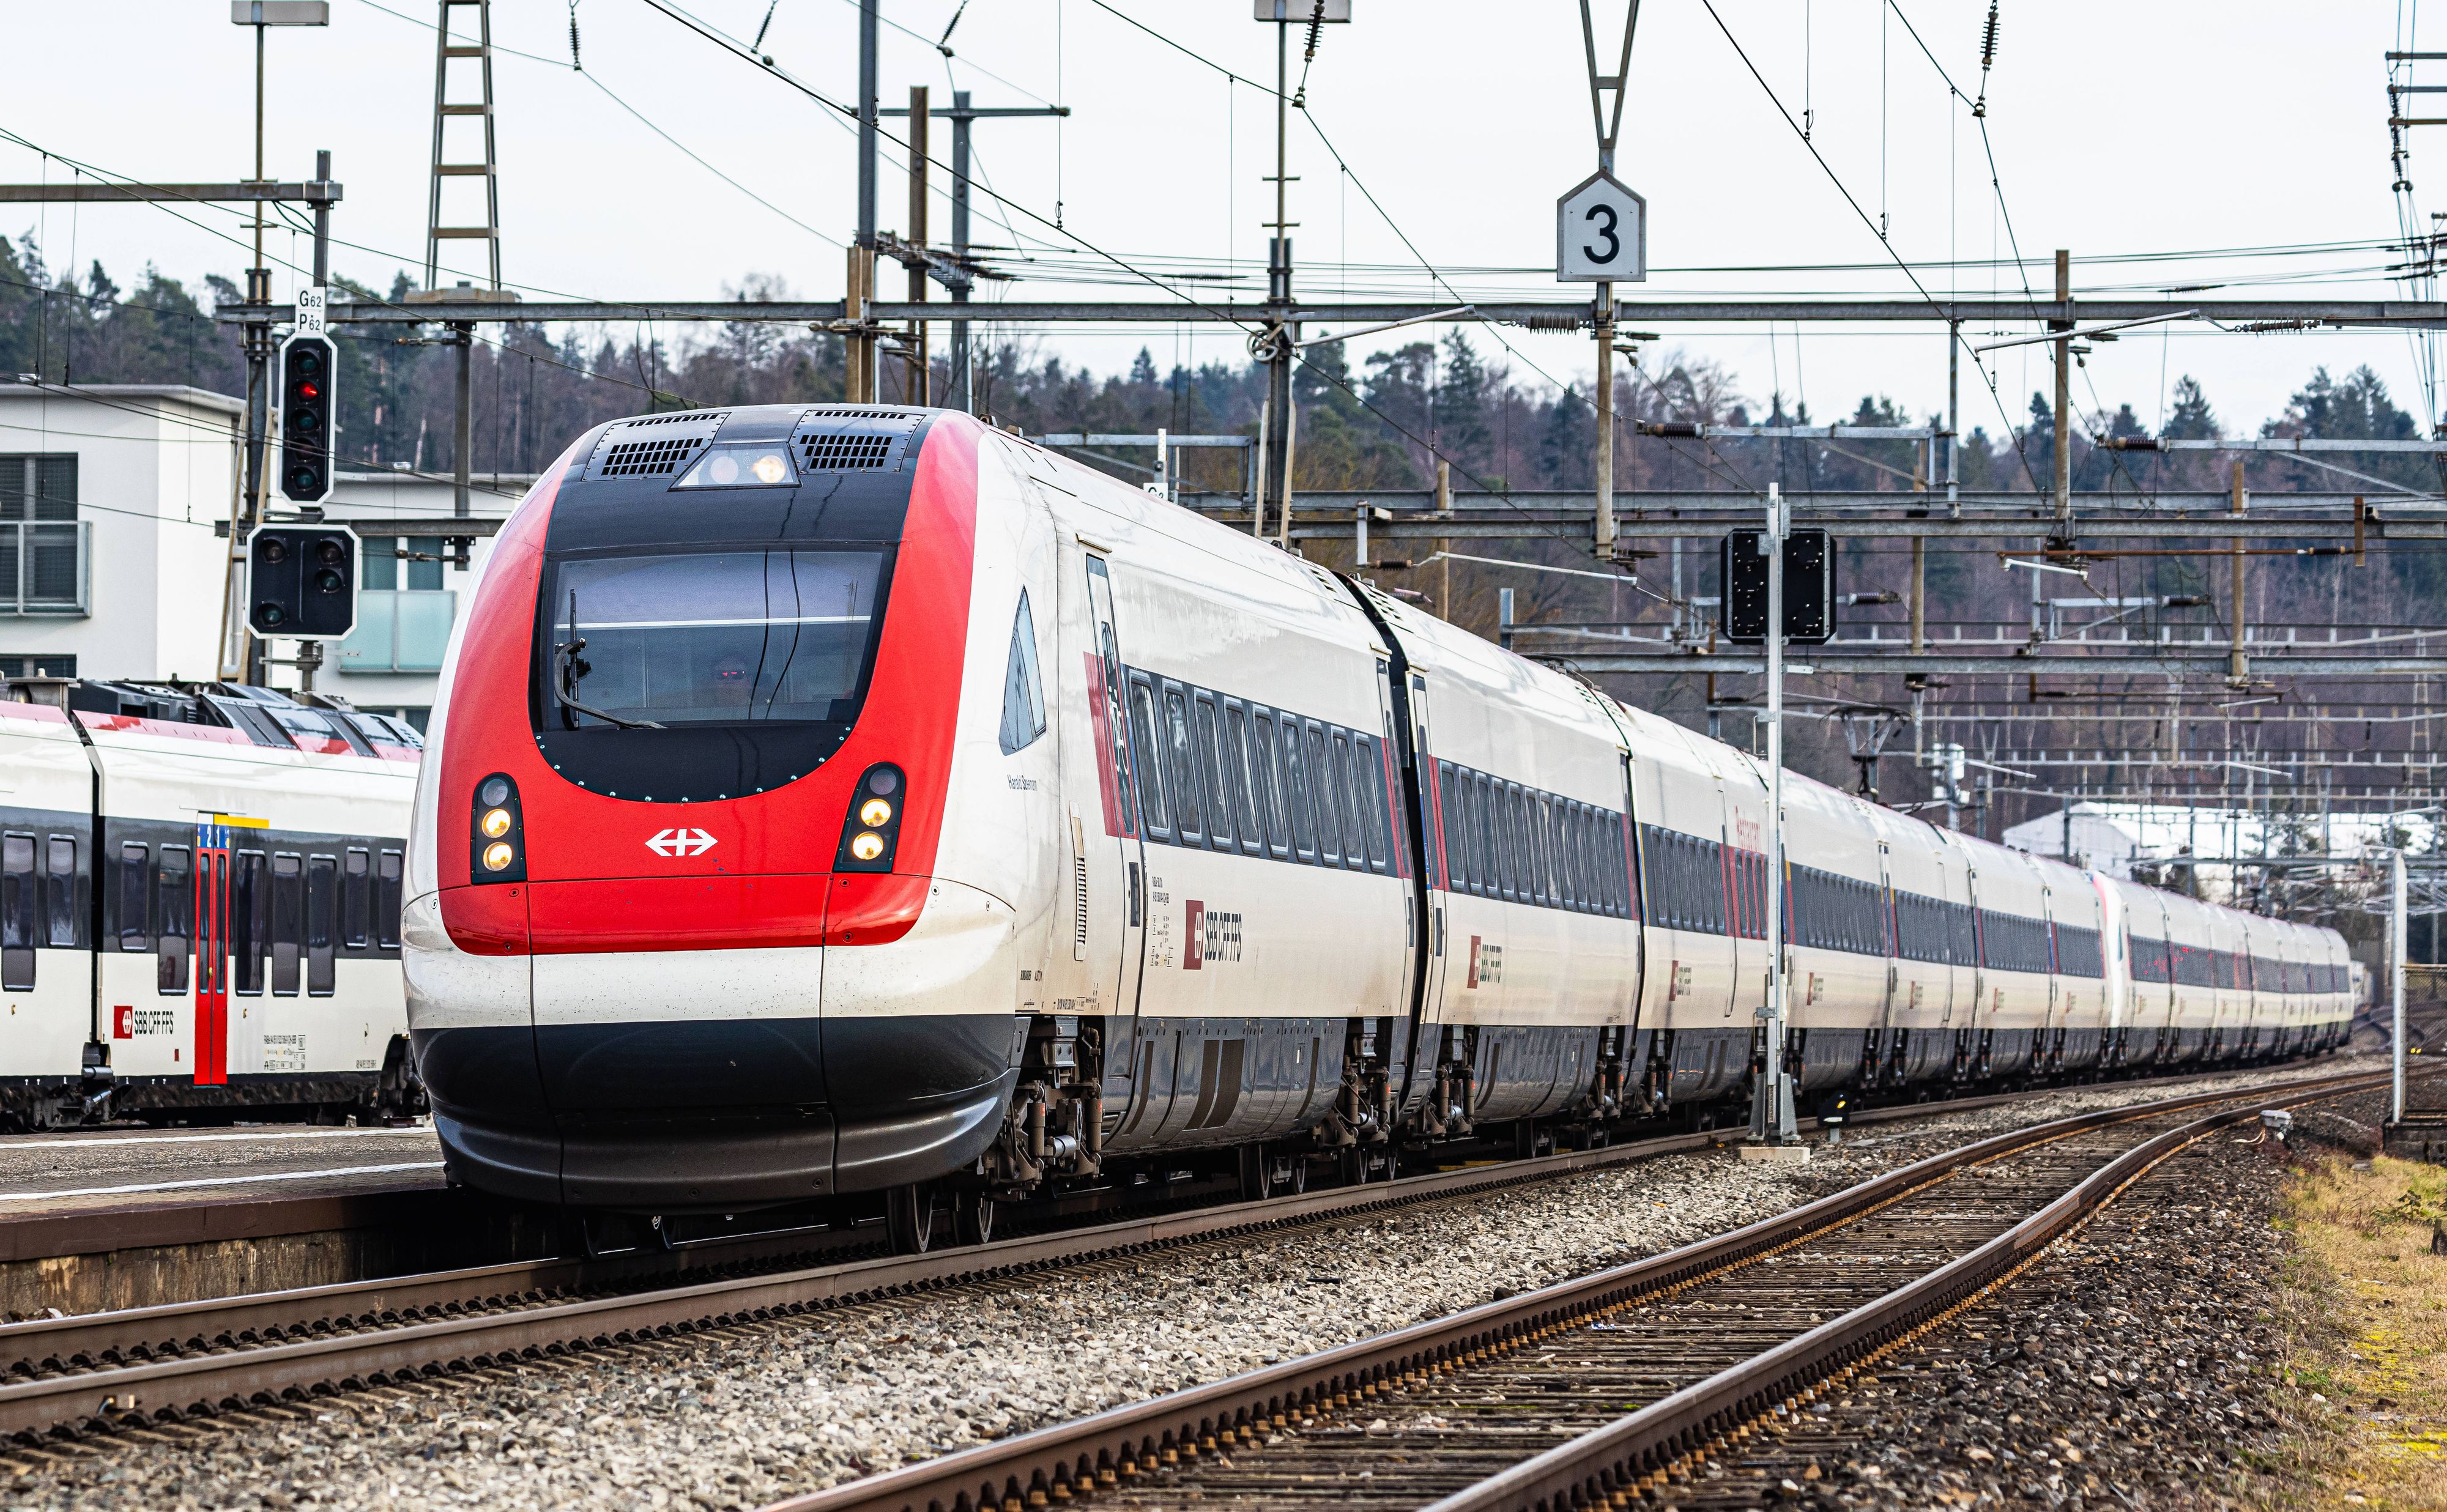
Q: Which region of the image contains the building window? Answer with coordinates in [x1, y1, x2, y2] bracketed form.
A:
[340, 536, 455, 672]
[0, 455, 86, 616]
[0, 655, 76, 678]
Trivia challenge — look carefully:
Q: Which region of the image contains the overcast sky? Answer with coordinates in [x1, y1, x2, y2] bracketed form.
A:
[2, 1, 2435, 440]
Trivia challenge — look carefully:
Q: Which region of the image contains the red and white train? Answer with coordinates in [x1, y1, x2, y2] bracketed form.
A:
[1, 679, 423, 1127]
[404, 404, 2356, 1242]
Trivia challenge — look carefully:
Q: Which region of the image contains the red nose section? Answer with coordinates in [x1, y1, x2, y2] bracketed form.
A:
[436, 415, 979, 957]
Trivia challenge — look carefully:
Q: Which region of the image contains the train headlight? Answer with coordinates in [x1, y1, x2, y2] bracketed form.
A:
[469, 773, 527, 884]
[836, 763, 907, 873]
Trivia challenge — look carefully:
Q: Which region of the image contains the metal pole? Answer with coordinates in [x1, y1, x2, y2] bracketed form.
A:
[1593, 281, 1615, 560]
[1263, 18, 1296, 543]
[2230, 460, 2249, 683]
[2052, 250, 2072, 524]
[1499, 587, 1515, 651]
[1753, 483, 1798, 1147]
[452, 324, 472, 518]
[311, 150, 331, 286]
[950, 91, 973, 413]
[2394, 847, 2408, 1124]
[906, 86, 929, 407]
[856, 0, 878, 249]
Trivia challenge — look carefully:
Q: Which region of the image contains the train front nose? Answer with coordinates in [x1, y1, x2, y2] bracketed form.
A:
[414, 873, 1023, 1212]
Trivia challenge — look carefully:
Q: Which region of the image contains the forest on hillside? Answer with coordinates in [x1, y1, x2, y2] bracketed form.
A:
[4, 235, 2432, 834]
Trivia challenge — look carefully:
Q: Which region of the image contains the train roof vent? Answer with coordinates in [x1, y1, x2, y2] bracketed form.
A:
[793, 408, 923, 473]
[584, 411, 729, 480]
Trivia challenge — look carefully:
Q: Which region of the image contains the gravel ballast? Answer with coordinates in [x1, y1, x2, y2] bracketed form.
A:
[1666, 1094, 2380, 1511]
[2, 1058, 2367, 1512]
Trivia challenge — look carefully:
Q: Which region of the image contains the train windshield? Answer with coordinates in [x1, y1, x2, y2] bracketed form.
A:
[532, 546, 891, 801]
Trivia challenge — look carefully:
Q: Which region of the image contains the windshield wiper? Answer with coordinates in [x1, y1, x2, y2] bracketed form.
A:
[553, 590, 663, 731]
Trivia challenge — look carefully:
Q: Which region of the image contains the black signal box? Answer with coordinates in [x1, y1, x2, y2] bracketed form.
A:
[277, 333, 337, 505]
[248, 527, 358, 639]
[1720, 528, 1836, 645]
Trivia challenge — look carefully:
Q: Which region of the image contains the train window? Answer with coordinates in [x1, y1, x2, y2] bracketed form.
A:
[234, 851, 267, 993]
[1436, 762, 1464, 892]
[1332, 733, 1368, 870]
[1512, 787, 1533, 902]
[1162, 688, 1203, 845]
[43, 837, 76, 948]
[1224, 703, 1263, 856]
[997, 590, 1047, 755]
[1523, 793, 1547, 906]
[534, 547, 891, 802]
[306, 856, 338, 995]
[1192, 696, 1233, 853]
[1353, 736, 1391, 872]
[156, 845, 192, 995]
[1555, 807, 1578, 911]
[343, 848, 371, 949]
[0, 834, 32, 991]
[1250, 711, 1290, 859]
[1604, 818, 1629, 919]
[117, 843, 149, 952]
[271, 853, 303, 996]
[1302, 724, 1340, 868]
[1126, 678, 1172, 842]
[377, 850, 404, 950]
[1279, 717, 1316, 863]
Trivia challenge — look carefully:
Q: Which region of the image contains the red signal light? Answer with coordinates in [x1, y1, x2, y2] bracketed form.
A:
[294, 380, 322, 401]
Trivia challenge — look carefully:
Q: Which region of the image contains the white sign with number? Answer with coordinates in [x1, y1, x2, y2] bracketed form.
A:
[1556, 170, 1646, 283]
[294, 284, 329, 336]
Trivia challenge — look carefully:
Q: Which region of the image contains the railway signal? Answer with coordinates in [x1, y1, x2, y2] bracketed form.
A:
[248, 525, 358, 639]
[276, 328, 337, 504]
[1720, 527, 1836, 645]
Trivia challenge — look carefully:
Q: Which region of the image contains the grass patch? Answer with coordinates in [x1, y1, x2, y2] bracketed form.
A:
[2276, 1155, 2447, 1507]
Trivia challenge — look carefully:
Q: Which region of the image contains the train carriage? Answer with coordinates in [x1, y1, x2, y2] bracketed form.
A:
[0, 681, 420, 1127]
[403, 402, 2357, 1235]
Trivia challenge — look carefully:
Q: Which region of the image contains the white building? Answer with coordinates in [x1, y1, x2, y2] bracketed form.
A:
[0, 383, 240, 683]
[0, 381, 521, 730]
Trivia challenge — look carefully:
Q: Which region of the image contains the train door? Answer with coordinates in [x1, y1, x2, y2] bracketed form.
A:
[1080, 554, 1159, 1134]
[193, 847, 230, 1086]
[1873, 839, 1898, 1079]
[1387, 667, 1438, 1117]
[1961, 862, 1985, 1073]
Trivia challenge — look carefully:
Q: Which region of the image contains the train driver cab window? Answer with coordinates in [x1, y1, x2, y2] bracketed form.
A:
[997, 590, 1047, 755]
[535, 547, 891, 802]
[156, 845, 193, 994]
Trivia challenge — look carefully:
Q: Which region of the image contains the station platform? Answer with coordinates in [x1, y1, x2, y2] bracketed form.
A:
[0, 1122, 572, 1318]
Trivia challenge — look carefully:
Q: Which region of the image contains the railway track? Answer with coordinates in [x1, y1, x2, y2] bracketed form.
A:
[762, 1067, 2388, 1512]
[0, 1064, 2360, 1456]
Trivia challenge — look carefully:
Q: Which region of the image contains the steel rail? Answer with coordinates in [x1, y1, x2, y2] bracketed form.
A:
[1424, 1100, 2299, 1512]
[0, 1078, 2101, 1440]
[760, 1069, 2386, 1512]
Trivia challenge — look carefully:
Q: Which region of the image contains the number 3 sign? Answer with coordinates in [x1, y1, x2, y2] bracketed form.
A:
[1556, 169, 1646, 283]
